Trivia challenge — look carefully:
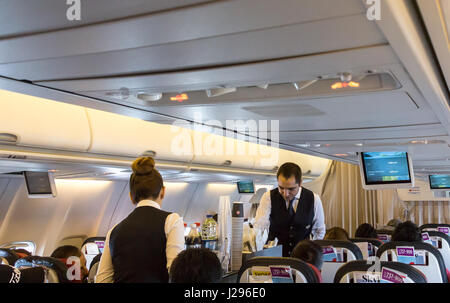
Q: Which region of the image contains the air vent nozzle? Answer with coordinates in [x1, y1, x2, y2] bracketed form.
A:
[142, 150, 157, 157]
[223, 160, 232, 166]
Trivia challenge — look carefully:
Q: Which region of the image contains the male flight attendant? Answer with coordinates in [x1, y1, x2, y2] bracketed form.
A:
[254, 162, 326, 257]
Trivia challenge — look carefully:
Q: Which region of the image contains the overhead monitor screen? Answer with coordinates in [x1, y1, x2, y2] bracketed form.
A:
[237, 180, 255, 194]
[24, 171, 53, 195]
[359, 152, 413, 188]
[429, 175, 450, 190]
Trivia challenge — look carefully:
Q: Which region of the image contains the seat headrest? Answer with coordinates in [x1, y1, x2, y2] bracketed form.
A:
[334, 260, 427, 283]
[90, 253, 102, 268]
[81, 237, 106, 248]
[313, 240, 363, 260]
[15, 256, 69, 283]
[0, 249, 20, 266]
[0, 264, 46, 283]
[349, 238, 384, 247]
[420, 223, 450, 231]
[376, 241, 448, 283]
[376, 229, 394, 235]
[237, 257, 320, 283]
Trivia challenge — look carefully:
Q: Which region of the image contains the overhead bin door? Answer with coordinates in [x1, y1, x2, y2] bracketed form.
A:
[192, 132, 255, 169]
[252, 144, 292, 171]
[253, 144, 330, 177]
[0, 89, 91, 151]
[86, 108, 194, 162]
[290, 153, 330, 177]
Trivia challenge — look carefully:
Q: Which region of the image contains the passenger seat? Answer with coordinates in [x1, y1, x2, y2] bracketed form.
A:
[15, 256, 69, 283]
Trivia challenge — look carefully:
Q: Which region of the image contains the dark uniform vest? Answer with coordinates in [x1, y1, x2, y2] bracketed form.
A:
[268, 187, 315, 257]
[109, 206, 170, 283]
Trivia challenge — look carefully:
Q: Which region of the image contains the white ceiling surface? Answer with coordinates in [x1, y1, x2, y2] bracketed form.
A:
[0, 0, 449, 174]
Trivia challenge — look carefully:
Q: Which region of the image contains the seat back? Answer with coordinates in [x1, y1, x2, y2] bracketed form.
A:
[0, 249, 20, 266]
[376, 241, 447, 283]
[420, 223, 450, 235]
[0, 264, 46, 283]
[334, 260, 427, 283]
[376, 229, 393, 243]
[237, 257, 321, 283]
[15, 256, 69, 283]
[349, 238, 383, 259]
[421, 231, 450, 270]
[313, 240, 363, 283]
[81, 237, 105, 270]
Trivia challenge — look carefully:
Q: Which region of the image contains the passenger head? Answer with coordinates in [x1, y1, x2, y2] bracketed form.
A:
[324, 227, 349, 241]
[291, 240, 323, 270]
[50, 245, 88, 281]
[387, 218, 402, 228]
[277, 162, 302, 202]
[129, 157, 165, 205]
[355, 223, 377, 239]
[169, 248, 222, 283]
[391, 221, 421, 242]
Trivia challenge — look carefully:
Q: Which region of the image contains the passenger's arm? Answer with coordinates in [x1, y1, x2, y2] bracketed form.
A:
[165, 213, 185, 271]
[311, 194, 326, 240]
[253, 191, 271, 231]
[94, 229, 114, 283]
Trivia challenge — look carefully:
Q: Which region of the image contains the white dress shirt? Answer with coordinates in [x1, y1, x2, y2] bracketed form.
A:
[253, 187, 326, 240]
[95, 200, 185, 283]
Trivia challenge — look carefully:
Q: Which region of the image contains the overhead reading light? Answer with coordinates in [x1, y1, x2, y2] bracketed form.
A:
[170, 94, 189, 102]
[206, 87, 237, 97]
[257, 84, 269, 89]
[136, 92, 162, 102]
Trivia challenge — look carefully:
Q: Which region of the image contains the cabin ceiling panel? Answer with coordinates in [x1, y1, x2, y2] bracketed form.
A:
[0, 13, 386, 81]
[0, 0, 212, 39]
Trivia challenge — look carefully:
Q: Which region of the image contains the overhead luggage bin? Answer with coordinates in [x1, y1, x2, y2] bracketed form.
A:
[86, 108, 194, 163]
[191, 132, 255, 169]
[253, 145, 330, 177]
[0, 89, 91, 152]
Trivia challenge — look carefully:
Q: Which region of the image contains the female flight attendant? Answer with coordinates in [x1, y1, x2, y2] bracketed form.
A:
[95, 157, 185, 283]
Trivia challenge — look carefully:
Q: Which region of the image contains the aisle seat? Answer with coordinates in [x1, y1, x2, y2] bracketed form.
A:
[313, 240, 363, 283]
[376, 241, 447, 283]
[237, 257, 321, 283]
[15, 256, 69, 283]
[334, 260, 427, 283]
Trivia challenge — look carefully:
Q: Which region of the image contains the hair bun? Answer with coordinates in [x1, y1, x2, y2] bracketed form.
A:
[132, 157, 156, 175]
